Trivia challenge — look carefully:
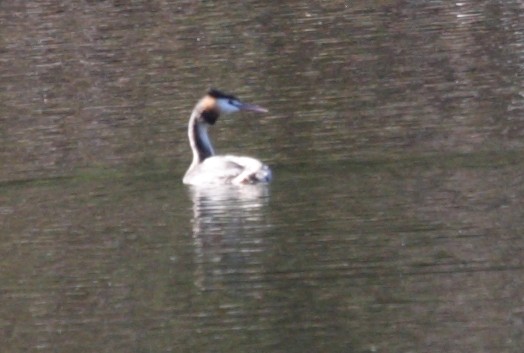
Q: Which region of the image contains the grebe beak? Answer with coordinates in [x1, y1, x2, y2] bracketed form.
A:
[238, 102, 268, 113]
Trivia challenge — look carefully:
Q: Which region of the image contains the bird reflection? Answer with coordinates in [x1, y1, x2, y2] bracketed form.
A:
[188, 184, 271, 292]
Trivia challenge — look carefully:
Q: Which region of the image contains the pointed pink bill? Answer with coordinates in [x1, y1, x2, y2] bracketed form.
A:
[238, 102, 268, 113]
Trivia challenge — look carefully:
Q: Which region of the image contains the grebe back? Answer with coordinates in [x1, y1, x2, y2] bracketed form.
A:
[183, 89, 272, 185]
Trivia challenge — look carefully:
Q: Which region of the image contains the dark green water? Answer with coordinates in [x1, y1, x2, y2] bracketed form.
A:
[2, 1, 524, 352]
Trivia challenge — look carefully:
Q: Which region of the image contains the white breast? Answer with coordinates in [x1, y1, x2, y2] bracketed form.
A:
[183, 155, 272, 185]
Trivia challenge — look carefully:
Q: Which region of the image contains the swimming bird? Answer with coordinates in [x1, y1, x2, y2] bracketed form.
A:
[183, 89, 272, 185]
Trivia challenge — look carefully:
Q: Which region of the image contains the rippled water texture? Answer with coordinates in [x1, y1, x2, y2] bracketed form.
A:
[2, 1, 524, 352]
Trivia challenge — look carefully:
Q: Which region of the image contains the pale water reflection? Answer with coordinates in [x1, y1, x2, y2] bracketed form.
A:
[189, 184, 271, 292]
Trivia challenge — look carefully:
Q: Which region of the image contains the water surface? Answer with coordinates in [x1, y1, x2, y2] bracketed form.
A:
[1, 1, 524, 352]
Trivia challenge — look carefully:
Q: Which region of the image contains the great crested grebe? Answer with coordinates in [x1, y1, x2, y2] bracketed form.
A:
[183, 89, 272, 185]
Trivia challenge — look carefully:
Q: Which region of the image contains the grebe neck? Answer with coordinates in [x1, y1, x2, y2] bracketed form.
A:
[188, 110, 215, 167]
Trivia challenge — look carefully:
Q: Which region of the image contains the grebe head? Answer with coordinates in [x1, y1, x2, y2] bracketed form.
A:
[196, 89, 268, 125]
[210, 88, 268, 114]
